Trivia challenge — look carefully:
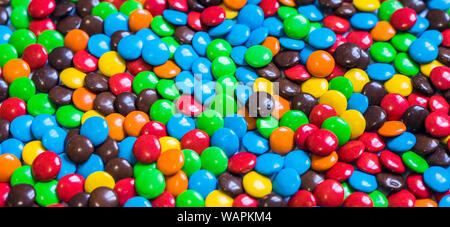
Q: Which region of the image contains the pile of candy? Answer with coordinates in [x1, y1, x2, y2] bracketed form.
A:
[0, 0, 449, 208]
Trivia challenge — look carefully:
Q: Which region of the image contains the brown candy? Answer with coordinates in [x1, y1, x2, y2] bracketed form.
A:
[85, 72, 109, 93]
[376, 173, 404, 192]
[110, 30, 131, 51]
[88, 187, 118, 207]
[7, 184, 36, 207]
[414, 134, 439, 155]
[426, 9, 450, 31]
[291, 92, 318, 116]
[137, 89, 159, 114]
[245, 91, 274, 118]
[362, 81, 387, 106]
[0, 78, 8, 102]
[218, 172, 243, 197]
[187, 0, 205, 11]
[445, 90, 450, 103]
[400, 0, 426, 13]
[276, 78, 300, 99]
[95, 137, 119, 164]
[174, 26, 195, 44]
[334, 2, 356, 18]
[68, 192, 90, 207]
[49, 86, 73, 106]
[48, 46, 74, 71]
[56, 15, 82, 35]
[300, 170, 324, 192]
[402, 105, 429, 133]
[258, 193, 287, 207]
[94, 92, 116, 116]
[257, 62, 281, 81]
[363, 106, 387, 132]
[105, 157, 133, 181]
[294, 0, 315, 5]
[438, 47, 450, 67]
[32, 66, 59, 92]
[198, 0, 221, 6]
[0, 6, 8, 25]
[66, 135, 94, 164]
[65, 128, 80, 145]
[0, 0, 9, 7]
[76, 0, 99, 17]
[273, 51, 300, 68]
[0, 117, 9, 143]
[80, 15, 104, 36]
[115, 92, 137, 116]
[412, 75, 434, 96]
[52, 1, 76, 18]
[427, 146, 450, 167]
[318, 0, 342, 9]
[354, 49, 370, 70]
[334, 43, 361, 68]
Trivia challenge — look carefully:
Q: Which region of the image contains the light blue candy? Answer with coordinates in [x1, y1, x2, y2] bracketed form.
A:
[0, 25, 13, 44]
[224, 114, 248, 139]
[280, 37, 305, 51]
[235, 84, 252, 104]
[408, 16, 429, 35]
[350, 13, 378, 30]
[247, 0, 262, 4]
[230, 46, 248, 66]
[284, 150, 310, 175]
[87, 34, 111, 58]
[273, 168, 301, 197]
[136, 28, 159, 42]
[209, 19, 235, 37]
[124, 197, 152, 207]
[211, 128, 240, 157]
[348, 170, 377, 193]
[1, 139, 24, 160]
[163, 9, 187, 25]
[104, 12, 129, 36]
[297, 5, 323, 22]
[80, 116, 109, 147]
[10, 115, 34, 142]
[235, 66, 258, 85]
[41, 127, 67, 154]
[226, 24, 250, 46]
[245, 27, 269, 47]
[439, 195, 450, 207]
[192, 32, 212, 56]
[118, 137, 137, 165]
[263, 17, 284, 37]
[419, 30, 443, 47]
[194, 79, 215, 104]
[424, 166, 450, 193]
[167, 113, 195, 140]
[175, 71, 195, 95]
[57, 153, 77, 180]
[237, 5, 264, 30]
[347, 93, 369, 114]
[192, 57, 213, 81]
[408, 38, 438, 64]
[242, 131, 269, 155]
[386, 132, 416, 153]
[300, 45, 316, 65]
[188, 169, 217, 199]
[31, 114, 57, 140]
[255, 153, 284, 176]
[142, 38, 170, 66]
[366, 63, 395, 81]
[117, 35, 143, 60]
[308, 28, 336, 49]
[174, 45, 199, 70]
[76, 154, 104, 179]
[427, 0, 450, 10]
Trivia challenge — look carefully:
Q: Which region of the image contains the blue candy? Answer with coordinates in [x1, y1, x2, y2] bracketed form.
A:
[192, 57, 213, 81]
[31, 114, 57, 140]
[0, 25, 12, 44]
[117, 35, 143, 60]
[263, 17, 284, 37]
[163, 9, 187, 25]
[142, 39, 170, 66]
[174, 44, 199, 70]
[424, 166, 450, 193]
[230, 46, 248, 66]
[1, 138, 24, 160]
[245, 27, 269, 47]
[194, 79, 215, 104]
[420, 30, 443, 46]
[235, 84, 252, 104]
[235, 66, 258, 85]
[439, 195, 450, 207]
[124, 197, 152, 207]
[226, 24, 251, 46]
[366, 63, 395, 81]
[273, 168, 301, 197]
[10, 115, 34, 143]
[427, 0, 450, 10]
[76, 154, 104, 179]
[408, 16, 429, 35]
[284, 150, 310, 175]
[280, 37, 305, 51]
[192, 32, 212, 57]
[211, 128, 240, 157]
[57, 153, 77, 180]
[41, 127, 67, 154]
[118, 137, 138, 165]
[242, 131, 269, 155]
[104, 12, 129, 36]
[175, 71, 195, 95]
[350, 13, 378, 30]
[209, 19, 235, 37]
[347, 93, 369, 114]
[300, 45, 316, 65]
[247, 0, 262, 4]
[408, 38, 438, 64]
[80, 116, 109, 147]
[237, 5, 264, 30]
[167, 113, 196, 140]
[87, 34, 111, 58]
[348, 170, 377, 193]
[255, 153, 284, 176]
[308, 28, 336, 49]
[188, 169, 217, 199]
[386, 132, 416, 153]
[136, 28, 159, 42]
[224, 114, 248, 139]
[297, 5, 323, 22]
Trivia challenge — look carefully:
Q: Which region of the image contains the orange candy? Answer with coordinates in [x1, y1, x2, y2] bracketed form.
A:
[124, 111, 149, 137]
[237, 107, 256, 130]
[377, 121, 407, 137]
[270, 126, 294, 155]
[271, 95, 290, 119]
[165, 170, 188, 197]
[311, 151, 338, 172]
[105, 113, 126, 141]
[0, 153, 21, 183]
[2, 59, 30, 84]
[415, 199, 438, 207]
[279, 0, 296, 7]
[64, 29, 89, 52]
[72, 87, 96, 111]
[261, 36, 280, 56]
[154, 60, 181, 79]
[129, 9, 153, 33]
[306, 50, 335, 78]
[156, 149, 184, 176]
[223, 0, 247, 10]
[370, 21, 396, 41]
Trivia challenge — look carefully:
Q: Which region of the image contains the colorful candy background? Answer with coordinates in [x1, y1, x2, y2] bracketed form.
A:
[0, 0, 449, 208]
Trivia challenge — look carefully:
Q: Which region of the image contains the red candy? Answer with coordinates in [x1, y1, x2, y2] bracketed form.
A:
[358, 132, 386, 153]
[168, 0, 188, 12]
[406, 174, 432, 199]
[31, 151, 61, 181]
[151, 191, 176, 207]
[0, 183, 10, 207]
[306, 129, 338, 156]
[407, 92, 429, 108]
[337, 140, 364, 162]
[430, 66, 450, 90]
[294, 123, 318, 150]
[56, 173, 85, 203]
[133, 135, 162, 164]
[28, 18, 56, 37]
[187, 11, 206, 31]
[176, 95, 204, 116]
[140, 121, 168, 138]
[327, 64, 346, 81]
[343, 192, 373, 207]
[144, 0, 167, 16]
[0, 98, 27, 122]
[233, 194, 258, 207]
[22, 44, 48, 70]
[28, 0, 56, 18]
[327, 34, 346, 54]
[200, 6, 226, 27]
[288, 190, 316, 207]
[313, 179, 344, 207]
[425, 112, 450, 138]
[227, 152, 256, 174]
[126, 58, 152, 76]
[388, 189, 416, 207]
[284, 65, 311, 82]
[442, 29, 450, 47]
[429, 95, 449, 113]
[355, 152, 381, 174]
[309, 104, 337, 127]
[323, 15, 350, 34]
[180, 129, 210, 155]
[73, 50, 98, 73]
[258, 0, 279, 17]
[325, 162, 354, 181]
[114, 178, 137, 206]
[390, 7, 417, 31]
[379, 150, 406, 174]
[380, 93, 409, 121]
[346, 31, 373, 50]
[109, 73, 134, 95]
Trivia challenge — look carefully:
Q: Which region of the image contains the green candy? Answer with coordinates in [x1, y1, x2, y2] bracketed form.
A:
[135, 169, 165, 199]
[216, 75, 238, 96]
[0, 44, 18, 67]
[283, 14, 310, 40]
[132, 71, 159, 94]
[378, 0, 403, 21]
[200, 146, 228, 176]
[321, 117, 351, 146]
[279, 110, 308, 131]
[176, 190, 205, 207]
[10, 6, 31, 29]
[328, 77, 353, 99]
[277, 6, 298, 20]
[156, 79, 180, 100]
[210, 93, 237, 117]
[305, 22, 322, 42]
[92, 2, 118, 20]
[9, 77, 36, 101]
[151, 16, 175, 37]
[119, 0, 143, 16]
[55, 104, 83, 128]
[161, 36, 180, 59]
[10, 165, 35, 186]
[37, 30, 64, 53]
[11, 0, 31, 8]
[394, 52, 419, 76]
[150, 99, 176, 125]
[35, 180, 59, 207]
[391, 33, 417, 52]
[341, 182, 354, 199]
[256, 116, 279, 138]
[9, 29, 36, 55]
[212, 56, 237, 79]
[182, 149, 201, 178]
[369, 42, 397, 63]
[27, 93, 56, 116]
[196, 109, 224, 136]
[402, 151, 429, 173]
[206, 39, 232, 60]
[244, 45, 272, 68]
[133, 162, 156, 178]
[369, 190, 388, 207]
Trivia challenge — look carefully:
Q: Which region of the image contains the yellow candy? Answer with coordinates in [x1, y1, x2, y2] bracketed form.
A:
[384, 74, 413, 97]
[420, 60, 444, 76]
[340, 110, 366, 139]
[81, 110, 104, 124]
[98, 51, 126, 77]
[253, 77, 273, 95]
[442, 135, 450, 145]
[84, 171, 115, 193]
[242, 171, 272, 198]
[220, 4, 238, 19]
[60, 67, 86, 89]
[205, 190, 233, 207]
[22, 141, 46, 165]
[301, 77, 328, 98]
[344, 68, 370, 93]
[353, 0, 380, 12]
[319, 90, 347, 115]
[159, 136, 181, 153]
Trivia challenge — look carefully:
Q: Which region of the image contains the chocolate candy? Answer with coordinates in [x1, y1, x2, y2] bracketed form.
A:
[94, 92, 116, 116]
[218, 172, 243, 197]
[334, 2, 356, 18]
[53, 1, 76, 18]
[188, 0, 205, 12]
[57, 15, 82, 35]
[319, 0, 342, 9]
[0, 117, 9, 143]
[7, 184, 36, 207]
[49, 86, 73, 105]
[76, 0, 99, 17]
[400, 0, 426, 13]
[0, 0, 9, 7]
[438, 47, 450, 67]
[291, 92, 318, 117]
[85, 72, 109, 93]
[402, 105, 429, 133]
[105, 157, 133, 181]
[273, 51, 300, 68]
[300, 170, 324, 192]
[198, 0, 222, 6]
[48, 47, 74, 71]
[363, 106, 387, 132]
[294, 0, 315, 5]
[362, 81, 387, 106]
[32, 66, 59, 92]
[354, 49, 370, 70]
[246, 91, 274, 118]
[65, 128, 80, 145]
[0, 7, 7, 25]
[427, 146, 450, 167]
[412, 75, 434, 96]
[174, 26, 195, 44]
[276, 78, 300, 99]
[88, 187, 118, 207]
[68, 192, 90, 207]
[0, 78, 8, 102]
[137, 89, 159, 114]
[426, 9, 449, 31]
[66, 135, 94, 164]
[95, 137, 119, 164]
[257, 62, 281, 81]
[334, 43, 361, 68]
[80, 15, 104, 36]
[413, 134, 439, 155]
[115, 92, 137, 116]
[376, 173, 404, 192]
[258, 193, 288, 207]
[110, 30, 131, 51]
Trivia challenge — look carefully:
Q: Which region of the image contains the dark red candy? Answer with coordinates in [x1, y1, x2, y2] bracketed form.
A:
[176, 95, 204, 116]
[227, 152, 256, 175]
[390, 7, 417, 30]
[22, 44, 48, 70]
[288, 190, 317, 207]
[28, 0, 56, 18]
[337, 140, 364, 162]
[140, 121, 168, 138]
[425, 112, 450, 138]
[358, 132, 385, 153]
[144, 0, 167, 16]
[306, 129, 338, 156]
[388, 189, 416, 207]
[309, 104, 338, 127]
[126, 58, 152, 76]
[380, 93, 410, 121]
[294, 123, 318, 150]
[325, 162, 354, 181]
[132, 135, 161, 164]
[180, 129, 210, 155]
[56, 173, 85, 203]
[187, 11, 206, 31]
[73, 50, 98, 73]
[233, 194, 258, 207]
[345, 31, 373, 50]
[168, 0, 188, 12]
[327, 64, 346, 81]
[109, 73, 133, 95]
[151, 191, 176, 207]
[313, 179, 344, 207]
[28, 18, 56, 37]
[258, 0, 279, 17]
[200, 6, 225, 26]
[406, 174, 432, 199]
[31, 151, 61, 181]
[0, 98, 27, 122]
[343, 192, 373, 207]
[355, 152, 381, 174]
[113, 178, 136, 206]
[379, 150, 406, 174]
[327, 34, 347, 54]
[284, 65, 311, 82]
[407, 92, 429, 108]
[430, 66, 450, 90]
[323, 15, 350, 34]
[429, 95, 449, 113]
